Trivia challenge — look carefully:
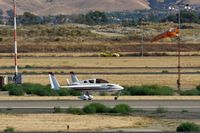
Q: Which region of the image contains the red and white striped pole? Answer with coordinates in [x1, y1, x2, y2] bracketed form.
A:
[13, 0, 18, 77]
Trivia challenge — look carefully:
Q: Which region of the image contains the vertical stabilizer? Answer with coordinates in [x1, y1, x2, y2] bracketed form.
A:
[49, 72, 60, 90]
[70, 72, 79, 83]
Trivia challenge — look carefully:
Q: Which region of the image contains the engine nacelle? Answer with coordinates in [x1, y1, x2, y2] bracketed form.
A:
[79, 94, 93, 100]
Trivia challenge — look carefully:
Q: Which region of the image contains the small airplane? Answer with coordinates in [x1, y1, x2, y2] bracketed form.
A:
[48, 72, 124, 100]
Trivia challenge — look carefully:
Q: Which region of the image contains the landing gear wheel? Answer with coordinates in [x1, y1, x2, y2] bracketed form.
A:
[114, 97, 118, 100]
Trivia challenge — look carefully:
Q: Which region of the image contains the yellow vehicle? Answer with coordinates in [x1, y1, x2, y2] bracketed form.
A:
[100, 52, 120, 57]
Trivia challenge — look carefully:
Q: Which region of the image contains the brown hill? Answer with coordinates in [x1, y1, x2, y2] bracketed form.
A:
[0, 0, 150, 16]
[0, 0, 199, 16]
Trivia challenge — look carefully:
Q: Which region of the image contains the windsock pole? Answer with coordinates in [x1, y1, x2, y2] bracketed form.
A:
[13, 0, 18, 79]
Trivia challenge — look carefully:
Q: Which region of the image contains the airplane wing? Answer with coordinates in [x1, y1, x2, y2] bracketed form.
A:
[61, 84, 108, 92]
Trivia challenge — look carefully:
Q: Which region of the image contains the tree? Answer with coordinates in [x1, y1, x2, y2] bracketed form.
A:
[0, 9, 3, 24]
[165, 10, 200, 23]
[18, 12, 41, 25]
[0, 9, 3, 15]
[75, 11, 108, 25]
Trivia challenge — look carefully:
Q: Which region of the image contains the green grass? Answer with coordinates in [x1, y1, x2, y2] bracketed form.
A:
[176, 122, 200, 132]
[111, 104, 132, 114]
[4, 126, 15, 132]
[122, 85, 174, 96]
[66, 103, 133, 115]
[2, 83, 81, 96]
[67, 108, 85, 115]
[155, 106, 168, 113]
[83, 103, 110, 114]
[53, 107, 65, 113]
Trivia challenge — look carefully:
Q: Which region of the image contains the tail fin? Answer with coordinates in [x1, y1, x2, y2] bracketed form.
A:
[70, 72, 79, 83]
[49, 72, 60, 90]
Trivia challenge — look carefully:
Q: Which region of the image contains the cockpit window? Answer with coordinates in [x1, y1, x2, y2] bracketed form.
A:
[96, 79, 109, 83]
[84, 81, 88, 83]
[89, 80, 94, 83]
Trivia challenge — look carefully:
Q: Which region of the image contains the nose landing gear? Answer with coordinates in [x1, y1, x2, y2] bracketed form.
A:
[114, 90, 121, 100]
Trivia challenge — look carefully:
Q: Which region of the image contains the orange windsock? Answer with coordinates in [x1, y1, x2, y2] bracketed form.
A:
[151, 27, 179, 42]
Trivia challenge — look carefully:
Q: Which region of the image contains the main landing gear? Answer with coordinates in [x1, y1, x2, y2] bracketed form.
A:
[79, 91, 93, 100]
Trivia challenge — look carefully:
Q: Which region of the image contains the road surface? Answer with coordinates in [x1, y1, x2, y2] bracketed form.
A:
[0, 100, 199, 112]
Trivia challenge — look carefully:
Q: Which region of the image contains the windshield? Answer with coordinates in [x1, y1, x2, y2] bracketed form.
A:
[96, 79, 109, 83]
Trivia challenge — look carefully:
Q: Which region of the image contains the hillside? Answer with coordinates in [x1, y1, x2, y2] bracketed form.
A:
[0, 0, 150, 16]
[0, 0, 199, 17]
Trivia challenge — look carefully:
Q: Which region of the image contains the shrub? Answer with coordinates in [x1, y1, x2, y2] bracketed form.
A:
[180, 89, 200, 96]
[67, 108, 85, 115]
[68, 89, 81, 96]
[122, 85, 174, 96]
[176, 122, 200, 132]
[111, 104, 132, 114]
[196, 85, 200, 91]
[57, 89, 70, 96]
[53, 107, 64, 113]
[8, 86, 25, 96]
[4, 126, 15, 132]
[83, 105, 96, 114]
[155, 106, 168, 113]
[33, 87, 51, 96]
[83, 103, 110, 114]
[2, 84, 15, 91]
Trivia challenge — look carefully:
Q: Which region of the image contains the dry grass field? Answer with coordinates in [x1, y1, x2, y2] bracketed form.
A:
[0, 114, 199, 132]
[1, 56, 200, 67]
[0, 23, 200, 53]
[0, 114, 151, 132]
[1, 56, 200, 88]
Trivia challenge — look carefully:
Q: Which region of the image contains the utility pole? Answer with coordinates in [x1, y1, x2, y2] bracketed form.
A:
[177, 9, 181, 92]
[169, 4, 192, 92]
[140, 18, 144, 57]
[13, 0, 19, 84]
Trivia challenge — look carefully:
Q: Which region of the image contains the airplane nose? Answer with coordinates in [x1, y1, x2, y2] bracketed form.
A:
[118, 85, 124, 90]
[114, 85, 124, 90]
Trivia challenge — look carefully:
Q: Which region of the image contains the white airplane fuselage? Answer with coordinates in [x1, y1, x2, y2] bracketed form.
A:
[48, 72, 124, 100]
[62, 83, 124, 92]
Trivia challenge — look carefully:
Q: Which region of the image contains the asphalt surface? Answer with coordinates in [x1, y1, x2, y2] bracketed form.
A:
[0, 100, 199, 112]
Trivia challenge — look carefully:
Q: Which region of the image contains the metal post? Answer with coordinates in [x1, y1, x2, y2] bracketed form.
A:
[177, 9, 181, 92]
[13, 0, 18, 83]
[141, 18, 144, 57]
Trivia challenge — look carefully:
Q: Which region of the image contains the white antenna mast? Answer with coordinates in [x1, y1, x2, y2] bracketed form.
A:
[13, 0, 18, 82]
[13, 0, 18, 76]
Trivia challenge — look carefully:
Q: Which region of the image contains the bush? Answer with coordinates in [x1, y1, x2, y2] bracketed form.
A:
[68, 89, 81, 96]
[180, 89, 200, 96]
[67, 108, 85, 115]
[155, 106, 168, 113]
[111, 104, 132, 114]
[83, 103, 110, 114]
[122, 85, 174, 96]
[53, 107, 64, 113]
[57, 89, 70, 96]
[4, 126, 15, 132]
[83, 105, 96, 114]
[8, 86, 25, 96]
[176, 122, 200, 132]
[196, 85, 200, 91]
